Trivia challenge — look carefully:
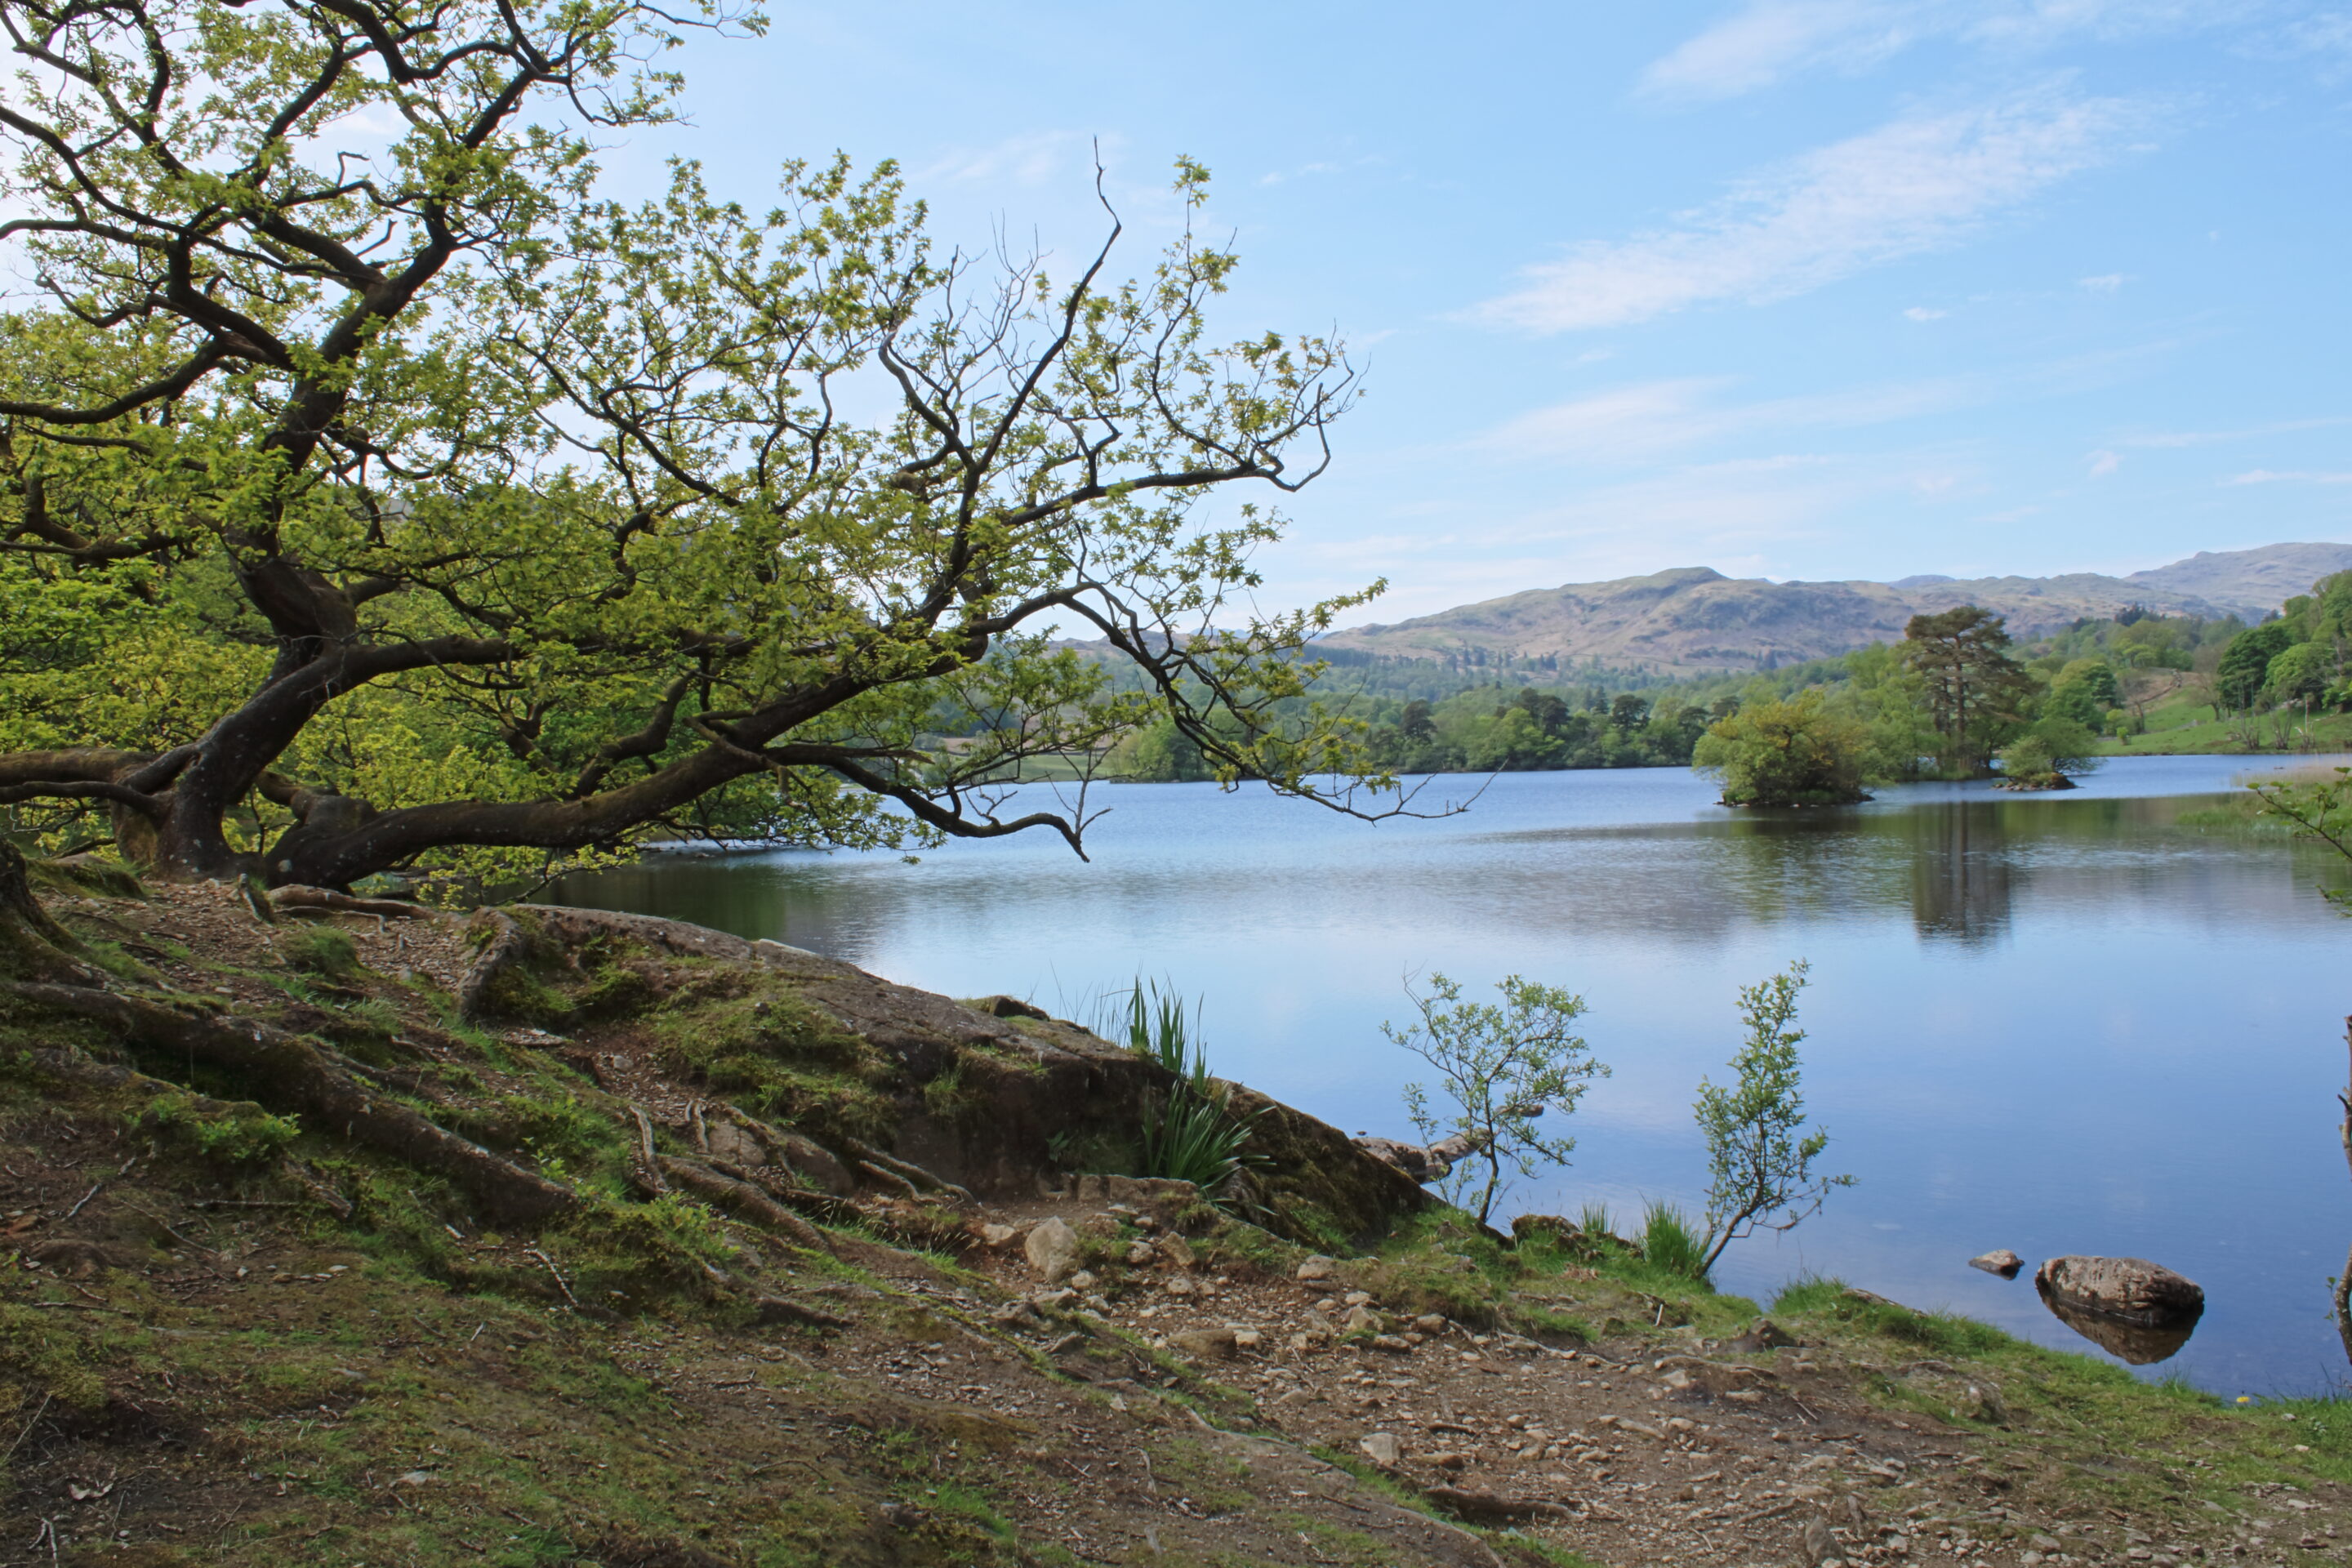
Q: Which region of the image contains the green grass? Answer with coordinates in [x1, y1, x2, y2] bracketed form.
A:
[1637, 1200, 1710, 1284]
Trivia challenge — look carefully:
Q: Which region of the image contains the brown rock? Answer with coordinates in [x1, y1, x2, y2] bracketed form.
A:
[1969, 1248, 2025, 1279]
[1156, 1232, 1198, 1270]
[2035, 1255, 2204, 1362]
[1170, 1327, 1238, 1360]
[2034, 1255, 2203, 1326]
[1358, 1431, 1404, 1468]
[1023, 1217, 1080, 1282]
[1296, 1254, 1338, 1283]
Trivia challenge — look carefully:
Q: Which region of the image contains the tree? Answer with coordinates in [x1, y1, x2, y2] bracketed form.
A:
[2268, 642, 2336, 706]
[1691, 690, 1869, 807]
[1385, 973, 1610, 1227]
[0, 0, 1397, 893]
[1996, 717, 2101, 789]
[2218, 622, 2297, 712]
[1693, 960, 1852, 1273]
[1900, 607, 2032, 775]
[1609, 693, 1651, 733]
[1399, 700, 1437, 742]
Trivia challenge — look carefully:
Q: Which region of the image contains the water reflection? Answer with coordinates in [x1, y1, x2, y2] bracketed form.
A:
[2038, 1284, 2204, 1365]
[555, 759, 2352, 1392]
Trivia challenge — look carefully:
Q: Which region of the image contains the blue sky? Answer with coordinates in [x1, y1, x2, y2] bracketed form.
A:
[612, 5, 2343, 618]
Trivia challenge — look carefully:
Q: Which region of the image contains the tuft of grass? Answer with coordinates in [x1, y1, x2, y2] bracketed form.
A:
[1771, 1273, 1847, 1316]
[1638, 1200, 1710, 1283]
[283, 922, 361, 979]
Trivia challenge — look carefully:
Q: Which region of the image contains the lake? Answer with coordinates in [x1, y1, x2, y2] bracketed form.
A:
[558, 755, 2352, 1395]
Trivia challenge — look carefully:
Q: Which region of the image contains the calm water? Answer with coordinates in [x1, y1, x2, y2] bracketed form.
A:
[559, 755, 2352, 1394]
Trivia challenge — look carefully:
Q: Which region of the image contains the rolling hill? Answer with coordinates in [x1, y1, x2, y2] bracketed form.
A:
[1318, 542, 2352, 676]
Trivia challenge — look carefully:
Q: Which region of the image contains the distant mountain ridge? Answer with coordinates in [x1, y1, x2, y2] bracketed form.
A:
[1318, 543, 2352, 677]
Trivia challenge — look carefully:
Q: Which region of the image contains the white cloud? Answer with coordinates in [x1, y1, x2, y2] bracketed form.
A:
[2078, 272, 2127, 292]
[2227, 468, 2352, 484]
[1471, 89, 2145, 334]
[2120, 415, 2352, 447]
[1904, 305, 1949, 319]
[914, 131, 1093, 188]
[1641, 0, 2257, 101]
[2087, 448, 2121, 476]
[1474, 374, 1971, 462]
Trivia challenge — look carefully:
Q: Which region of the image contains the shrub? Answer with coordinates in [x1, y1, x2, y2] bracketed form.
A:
[1385, 972, 1609, 1226]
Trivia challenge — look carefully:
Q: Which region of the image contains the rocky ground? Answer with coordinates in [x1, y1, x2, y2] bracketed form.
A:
[0, 871, 2345, 1566]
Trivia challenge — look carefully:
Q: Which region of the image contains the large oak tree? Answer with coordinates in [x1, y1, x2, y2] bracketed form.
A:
[0, 0, 1403, 892]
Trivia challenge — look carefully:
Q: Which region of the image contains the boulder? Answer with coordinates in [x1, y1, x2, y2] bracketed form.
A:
[1358, 1432, 1404, 1468]
[1968, 1249, 2024, 1279]
[1296, 1254, 1338, 1284]
[1156, 1232, 1199, 1270]
[1023, 1217, 1080, 1283]
[2034, 1254, 2204, 1365]
[1342, 1304, 1384, 1336]
[2034, 1255, 2203, 1326]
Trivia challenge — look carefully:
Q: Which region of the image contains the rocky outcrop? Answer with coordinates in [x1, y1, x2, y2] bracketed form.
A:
[477, 903, 1432, 1246]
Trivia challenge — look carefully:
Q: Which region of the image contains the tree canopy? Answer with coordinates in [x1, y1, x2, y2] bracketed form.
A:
[0, 0, 1401, 892]
[1900, 607, 2033, 777]
[1690, 689, 1869, 807]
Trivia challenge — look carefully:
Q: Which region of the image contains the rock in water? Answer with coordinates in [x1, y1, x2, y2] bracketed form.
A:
[1023, 1217, 1080, 1283]
[1969, 1249, 2025, 1279]
[2034, 1254, 2204, 1365]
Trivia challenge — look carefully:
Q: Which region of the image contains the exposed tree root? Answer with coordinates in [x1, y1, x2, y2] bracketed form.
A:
[657, 1155, 831, 1252]
[457, 909, 530, 1022]
[7, 982, 577, 1227]
[271, 885, 438, 920]
[835, 1133, 975, 1203]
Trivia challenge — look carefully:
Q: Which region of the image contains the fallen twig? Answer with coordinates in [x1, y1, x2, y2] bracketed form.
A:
[523, 1245, 580, 1310]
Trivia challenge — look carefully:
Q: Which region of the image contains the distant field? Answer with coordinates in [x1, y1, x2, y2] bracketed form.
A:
[2093, 694, 2352, 758]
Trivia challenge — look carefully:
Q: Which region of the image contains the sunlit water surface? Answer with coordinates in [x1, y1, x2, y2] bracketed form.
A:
[559, 755, 2352, 1394]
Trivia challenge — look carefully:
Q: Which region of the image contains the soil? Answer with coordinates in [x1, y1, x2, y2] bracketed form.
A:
[0, 878, 2343, 1566]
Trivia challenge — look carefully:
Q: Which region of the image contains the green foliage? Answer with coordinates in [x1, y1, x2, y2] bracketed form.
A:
[1108, 981, 1263, 1196]
[1692, 688, 1871, 805]
[1997, 716, 2103, 786]
[2247, 766, 2352, 909]
[1386, 972, 1610, 1226]
[0, 5, 1392, 885]
[1693, 960, 1852, 1272]
[1901, 607, 2034, 775]
[1138, 1084, 1263, 1194]
[1637, 1200, 1710, 1283]
[2220, 621, 2299, 711]
[140, 1092, 303, 1169]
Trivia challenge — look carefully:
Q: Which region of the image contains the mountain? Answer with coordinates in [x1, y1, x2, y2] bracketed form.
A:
[1319, 543, 2352, 677]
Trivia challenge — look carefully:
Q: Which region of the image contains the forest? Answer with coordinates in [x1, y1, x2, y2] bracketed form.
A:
[1085, 582, 2352, 786]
